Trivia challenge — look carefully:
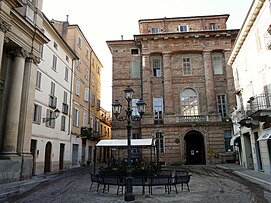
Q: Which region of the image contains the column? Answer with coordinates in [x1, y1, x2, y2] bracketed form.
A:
[203, 51, 215, 113]
[0, 18, 11, 74]
[163, 52, 174, 114]
[224, 49, 236, 110]
[18, 55, 40, 154]
[142, 53, 152, 114]
[2, 48, 28, 155]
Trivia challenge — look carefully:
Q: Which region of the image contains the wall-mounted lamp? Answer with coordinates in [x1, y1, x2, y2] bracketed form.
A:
[42, 108, 60, 123]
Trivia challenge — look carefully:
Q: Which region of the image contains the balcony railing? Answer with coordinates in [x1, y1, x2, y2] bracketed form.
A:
[264, 27, 271, 49]
[178, 114, 222, 123]
[246, 94, 271, 115]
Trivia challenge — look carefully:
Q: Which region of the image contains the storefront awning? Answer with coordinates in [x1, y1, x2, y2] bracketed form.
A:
[230, 134, 240, 146]
[96, 139, 154, 147]
[257, 131, 271, 141]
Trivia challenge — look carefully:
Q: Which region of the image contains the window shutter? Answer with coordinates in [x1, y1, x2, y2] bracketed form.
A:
[37, 105, 42, 124]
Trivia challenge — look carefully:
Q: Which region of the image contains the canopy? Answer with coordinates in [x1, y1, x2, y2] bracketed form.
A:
[257, 130, 271, 141]
[96, 139, 154, 148]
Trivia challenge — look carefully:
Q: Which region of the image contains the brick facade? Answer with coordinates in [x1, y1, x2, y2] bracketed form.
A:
[107, 15, 238, 165]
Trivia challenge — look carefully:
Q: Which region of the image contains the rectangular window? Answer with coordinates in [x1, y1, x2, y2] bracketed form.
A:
[82, 112, 87, 127]
[52, 55, 57, 71]
[73, 108, 79, 127]
[33, 104, 41, 124]
[53, 42, 58, 50]
[95, 120, 99, 133]
[131, 49, 139, 55]
[64, 66, 68, 81]
[156, 132, 165, 154]
[131, 61, 140, 78]
[91, 94, 96, 107]
[210, 23, 216, 30]
[84, 87, 89, 101]
[61, 115, 66, 131]
[45, 109, 55, 128]
[66, 55, 69, 62]
[182, 57, 191, 75]
[212, 54, 223, 74]
[153, 97, 163, 120]
[76, 60, 81, 70]
[152, 58, 162, 77]
[151, 27, 159, 33]
[78, 36, 81, 48]
[179, 25, 188, 32]
[224, 131, 233, 152]
[36, 71, 42, 89]
[96, 99, 100, 111]
[90, 117, 94, 128]
[132, 99, 139, 116]
[63, 91, 68, 104]
[40, 45, 44, 59]
[91, 74, 95, 86]
[86, 48, 89, 58]
[50, 82, 55, 96]
[217, 95, 227, 117]
[85, 68, 89, 79]
[76, 79, 80, 96]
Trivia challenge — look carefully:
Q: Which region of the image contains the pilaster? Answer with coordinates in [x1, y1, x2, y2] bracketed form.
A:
[163, 52, 174, 114]
[203, 51, 215, 113]
[0, 18, 11, 75]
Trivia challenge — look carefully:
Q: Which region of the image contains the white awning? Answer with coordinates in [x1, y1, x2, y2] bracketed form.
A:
[96, 139, 154, 147]
[230, 134, 240, 146]
[257, 130, 271, 141]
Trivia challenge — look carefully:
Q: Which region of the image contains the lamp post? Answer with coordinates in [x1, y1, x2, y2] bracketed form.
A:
[42, 108, 60, 123]
[112, 86, 146, 202]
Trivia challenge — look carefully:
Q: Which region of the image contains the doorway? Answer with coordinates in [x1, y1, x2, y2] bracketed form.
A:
[59, 143, 65, 170]
[72, 144, 79, 166]
[44, 142, 52, 173]
[30, 139, 37, 175]
[185, 130, 206, 164]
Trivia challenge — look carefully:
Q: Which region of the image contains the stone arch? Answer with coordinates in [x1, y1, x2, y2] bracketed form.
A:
[184, 130, 206, 164]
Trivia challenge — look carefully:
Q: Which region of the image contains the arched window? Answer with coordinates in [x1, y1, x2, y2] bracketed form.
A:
[180, 88, 199, 116]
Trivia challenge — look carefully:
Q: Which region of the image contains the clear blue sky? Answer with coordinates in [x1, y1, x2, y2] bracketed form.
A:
[43, 0, 253, 112]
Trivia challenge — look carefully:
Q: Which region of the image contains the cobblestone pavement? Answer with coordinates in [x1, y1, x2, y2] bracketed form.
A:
[1, 165, 271, 203]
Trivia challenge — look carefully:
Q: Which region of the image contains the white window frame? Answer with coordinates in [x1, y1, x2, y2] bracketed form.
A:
[156, 132, 165, 154]
[76, 79, 80, 96]
[84, 87, 89, 101]
[50, 81, 55, 96]
[33, 104, 41, 124]
[217, 94, 227, 117]
[180, 89, 199, 116]
[82, 112, 87, 127]
[78, 36, 82, 48]
[182, 57, 191, 75]
[152, 57, 162, 77]
[151, 27, 159, 33]
[64, 66, 69, 81]
[36, 70, 42, 89]
[210, 23, 216, 31]
[212, 53, 223, 75]
[52, 55, 57, 71]
[61, 115, 66, 131]
[73, 108, 79, 127]
[179, 25, 188, 32]
[132, 99, 139, 116]
[153, 97, 163, 120]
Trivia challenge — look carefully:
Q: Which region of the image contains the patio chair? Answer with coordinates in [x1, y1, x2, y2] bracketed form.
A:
[89, 172, 101, 192]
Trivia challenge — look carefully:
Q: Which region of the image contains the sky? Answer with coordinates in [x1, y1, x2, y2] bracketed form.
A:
[42, 0, 253, 112]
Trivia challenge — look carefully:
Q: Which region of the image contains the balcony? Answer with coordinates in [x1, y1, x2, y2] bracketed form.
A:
[178, 114, 222, 123]
[264, 26, 271, 49]
[246, 94, 271, 121]
[81, 127, 100, 140]
[49, 95, 57, 109]
[62, 103, 69, 115]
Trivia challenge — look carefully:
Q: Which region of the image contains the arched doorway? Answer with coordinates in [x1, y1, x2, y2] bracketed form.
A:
[44, 142, 52, 172]
[184, 130, 206, 164]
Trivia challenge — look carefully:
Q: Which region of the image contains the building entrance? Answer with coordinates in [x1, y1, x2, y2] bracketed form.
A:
[44, 142, 52, 172]
[185, 130, 206, 164]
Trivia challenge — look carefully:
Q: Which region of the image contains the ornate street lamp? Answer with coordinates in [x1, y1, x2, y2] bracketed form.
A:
[112, 86, 146, 202]
[42, 108, 60, 123]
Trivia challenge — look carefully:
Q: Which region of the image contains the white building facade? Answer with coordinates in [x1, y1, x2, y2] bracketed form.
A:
[229, 0, 271, 174]
[31, 16, 78, 175]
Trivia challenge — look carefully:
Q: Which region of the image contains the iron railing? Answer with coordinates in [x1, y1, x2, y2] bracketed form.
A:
[246, 94, 271, 115]
[178, 114, 222, 123]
